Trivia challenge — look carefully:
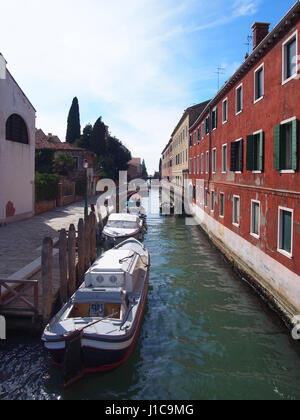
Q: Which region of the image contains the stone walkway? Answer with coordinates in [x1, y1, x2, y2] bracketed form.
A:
[0, 196, 100, 279]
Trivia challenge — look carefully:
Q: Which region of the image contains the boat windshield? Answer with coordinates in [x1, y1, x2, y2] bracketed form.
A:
[107, 220, 138, 229]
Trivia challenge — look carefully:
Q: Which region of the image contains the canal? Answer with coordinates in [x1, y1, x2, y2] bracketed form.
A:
[1, 189, 300, 400]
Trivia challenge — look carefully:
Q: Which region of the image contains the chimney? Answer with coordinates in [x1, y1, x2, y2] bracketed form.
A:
[252, 22, 270, 50]
[0, 53, 7, 80]
[48, 133, 52, 137]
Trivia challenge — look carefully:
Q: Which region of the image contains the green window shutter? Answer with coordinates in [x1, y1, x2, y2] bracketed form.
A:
[246, 135, 254, 171]
[230, 142, 238, 171]
[259, 131, 264, 171]
[291, 119, 298, 170]
[274, 125, 281, 170]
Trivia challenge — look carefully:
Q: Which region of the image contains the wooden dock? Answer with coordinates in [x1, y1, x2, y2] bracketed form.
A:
[0, 212, 99, 332]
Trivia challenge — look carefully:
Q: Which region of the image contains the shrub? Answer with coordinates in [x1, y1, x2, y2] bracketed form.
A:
[75, 179, 85, 196]
[35, 172, 60, 202]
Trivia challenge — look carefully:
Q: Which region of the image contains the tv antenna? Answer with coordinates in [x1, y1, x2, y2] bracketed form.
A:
[215, 67, 225, 91]
[245, 34, 253, 55]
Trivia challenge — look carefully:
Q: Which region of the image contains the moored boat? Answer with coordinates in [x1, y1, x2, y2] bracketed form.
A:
[42, 238, 150, 386]
[102, 213, 144, 243]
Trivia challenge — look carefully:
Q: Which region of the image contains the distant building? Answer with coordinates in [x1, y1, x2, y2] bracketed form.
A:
[0, 53, 36, 224]
[128, 158, 142, 180]
[35, 129, 96, 194]
[161, 138, 173, 182]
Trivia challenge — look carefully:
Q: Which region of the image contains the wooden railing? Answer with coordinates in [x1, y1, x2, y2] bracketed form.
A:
[0, 279, 39, 314]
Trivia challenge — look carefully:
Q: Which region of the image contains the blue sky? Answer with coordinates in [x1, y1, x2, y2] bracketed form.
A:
[0, 0, 297, 174]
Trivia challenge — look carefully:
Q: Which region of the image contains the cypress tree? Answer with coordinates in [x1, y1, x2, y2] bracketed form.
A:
[89, 117, 107, 156]
[141, 159, 148, 178]
[66, 97, 81, 144]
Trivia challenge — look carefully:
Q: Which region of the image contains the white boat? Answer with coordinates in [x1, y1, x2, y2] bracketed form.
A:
[42, 238, 150, 386]
[102, 213, 144, 243]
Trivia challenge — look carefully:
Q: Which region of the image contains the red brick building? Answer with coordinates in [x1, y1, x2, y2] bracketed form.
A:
[161, 138, 173, 181]
[189, 3, 300, 319]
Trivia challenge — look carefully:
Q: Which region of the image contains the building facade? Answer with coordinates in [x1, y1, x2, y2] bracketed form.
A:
[0, 54, 36, 224]
[171, 102, 210, 189]
[189, 3, 300, 319]
[128, 158, 142, 180]
[161, 138, 173, 181]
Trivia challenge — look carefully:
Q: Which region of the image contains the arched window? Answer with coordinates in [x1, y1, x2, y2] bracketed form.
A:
[6, 114, 29, 144]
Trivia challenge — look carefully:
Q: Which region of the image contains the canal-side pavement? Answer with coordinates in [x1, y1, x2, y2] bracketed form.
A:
[0, 196, 100, 279]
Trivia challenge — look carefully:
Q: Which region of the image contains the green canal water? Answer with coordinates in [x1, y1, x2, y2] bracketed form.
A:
[1, 189, 300, 400]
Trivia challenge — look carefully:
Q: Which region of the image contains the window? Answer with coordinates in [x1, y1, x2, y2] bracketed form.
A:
[6, 114, 29, 145]
[197, 128, 200, 144]
[197, 155, 200, 174]
[201, 153, 204, 174]
[219, 193, 224, 217]
[206, 151, 209, 174]
[254, 64, 264, 102]
[202, 122, 205, 139]
[212, 148, 216, 173]
[282, 31, 298, 84]
[233, 196, 240, 226]
[247, 131, 264, 172]
[274, 119, 298, 171]
[194, 157, 196, 174]
[230, 139, 243, 172]
[211, 191, 215, 212]
[212, 107, 217, 130]
[278, 207, 293, 258]
[189, 135, 193, 147]
[222, 99, 228, 124]
[251, 201, 260, 238]
[236, 84, 243, 114]
[205, 117, 210, 134]
[222, 144, 227, 172]
[189, 159, 192, 174]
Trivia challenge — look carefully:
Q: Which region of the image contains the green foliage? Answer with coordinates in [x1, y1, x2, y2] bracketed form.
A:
[35, 172, 60, 202]
[35, 149, 55, 173]
[89, 117, 107, 155]
[66, 97, 81, 144]
[75, 123, 93, 150]
[53, 153, 77, 176]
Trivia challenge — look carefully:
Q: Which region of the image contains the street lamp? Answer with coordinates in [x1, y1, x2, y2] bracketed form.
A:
[83, 159, 89, 220]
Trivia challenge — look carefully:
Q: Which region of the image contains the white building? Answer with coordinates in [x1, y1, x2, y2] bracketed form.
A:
[0, 53, 36, 224]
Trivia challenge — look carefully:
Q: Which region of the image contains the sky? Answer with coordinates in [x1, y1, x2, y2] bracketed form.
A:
[0, 0, 298, 174]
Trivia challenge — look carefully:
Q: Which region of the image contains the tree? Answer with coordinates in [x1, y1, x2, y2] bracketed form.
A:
[75, 123, 93, 150]
[103, 136, 132, 180]
[66, 97, 81, 144]
[141, 159, 148, 179]
[89, 117, 107, 156]
[35, 149, 55, 174]
[53, 153, 76, 176]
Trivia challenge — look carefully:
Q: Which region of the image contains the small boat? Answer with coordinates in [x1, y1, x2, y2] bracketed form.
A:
[125, 198, 146, 219]
[102, 213, 144, 243]
[160, 201, 175, 215]
[42, 238, 150, 386]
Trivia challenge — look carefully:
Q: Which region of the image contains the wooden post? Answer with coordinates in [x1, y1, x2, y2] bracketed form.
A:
[68, 224, 76, 296]
[59, 229, 68, 305]
[84, 216, 91, 269]
[41, 237, 53, 324]
[89, 212, 97, 264]
[77, 218, 85, 286]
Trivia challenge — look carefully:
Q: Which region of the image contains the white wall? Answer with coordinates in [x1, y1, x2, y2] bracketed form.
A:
[0, 68, 36, 222]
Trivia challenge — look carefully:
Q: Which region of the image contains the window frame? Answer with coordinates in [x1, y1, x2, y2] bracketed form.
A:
[233, 195, 240, 227]
[211, 190, 215, 213]
[222, 98, 228, 124]
[282, 30, 298, 85]
[222, 143, 227, 173]
[250, 200, 261, 239]
[219, 192, 225, 218]
[236, 83, 243, 115]
[212, 148, 217, 174]
[254, 63, 264, 104]
[277, 206, 294, 259]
